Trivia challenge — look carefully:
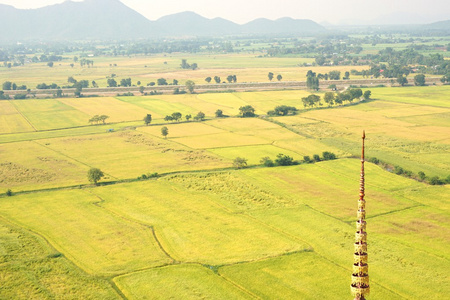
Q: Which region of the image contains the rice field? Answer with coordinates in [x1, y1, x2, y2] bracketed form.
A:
[0, 85, 449, 299]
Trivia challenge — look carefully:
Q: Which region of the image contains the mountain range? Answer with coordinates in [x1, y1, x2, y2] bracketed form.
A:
[0, 0, 326, 41]
[0, 0, 448, 41]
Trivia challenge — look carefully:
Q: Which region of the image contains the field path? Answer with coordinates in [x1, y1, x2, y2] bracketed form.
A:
[8, 99, 37, 132]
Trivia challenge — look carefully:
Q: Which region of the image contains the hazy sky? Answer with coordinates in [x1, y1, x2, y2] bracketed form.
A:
[1, 0, 449, 24]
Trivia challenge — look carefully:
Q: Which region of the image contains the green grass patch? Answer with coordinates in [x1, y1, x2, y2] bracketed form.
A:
[115, 264, 252, 299]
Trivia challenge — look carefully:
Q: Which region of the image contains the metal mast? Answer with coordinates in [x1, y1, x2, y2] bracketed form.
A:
[351, 131, 370, 300]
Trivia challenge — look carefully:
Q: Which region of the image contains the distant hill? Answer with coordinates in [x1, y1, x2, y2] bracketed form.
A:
[424, 19, 450, 30]
[0, 0, 157, 40]
[0, 0, 326, 41]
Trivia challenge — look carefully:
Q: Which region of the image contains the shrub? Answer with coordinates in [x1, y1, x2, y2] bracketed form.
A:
[14, 94, 27, 99]
[322, 151, 336, 160]
[429, 176, 444, 185]
[275, 154, 294, 166]
[6, 189, 12, 196]
[368, 157, 380, 164]
[418, 171, 426, 181]
[394, 165, 404, 175]
[233, 157, 248, 169]
[260, 157, 275, 167]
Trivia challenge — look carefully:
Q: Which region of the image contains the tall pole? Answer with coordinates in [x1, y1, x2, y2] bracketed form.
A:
[351, 131, 370, 300]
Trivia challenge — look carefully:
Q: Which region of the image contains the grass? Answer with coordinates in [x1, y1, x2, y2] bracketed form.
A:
[0, 101, 35, 134]
[92, 179, 308, 265]
[0, 220, 120, 299]
[0, 189, 172, 276]
[220, 251, 400, 299]
[115, 264, 252, 299]
[60, 97, 152, 123]
[11, 99, 90, 131]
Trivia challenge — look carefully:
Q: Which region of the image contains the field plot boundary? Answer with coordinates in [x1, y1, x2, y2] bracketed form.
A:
[7, 99, 37, 132]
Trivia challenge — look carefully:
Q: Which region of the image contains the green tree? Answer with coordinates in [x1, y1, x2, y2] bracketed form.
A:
[6, 189, 12, 196]
[107, 78, 117, 87]
[56, 88, 63, 98]
[233, 157, 248, 169]
[157, 78, 168, 85]
[47, 61, 54, 67]
[315, 56, 326, 66]
[144, 114, 152, 125]
[139, 86, 145, 94]
[87, 168, 104, 185]
[214, 76, 221, 83]
[194, 111, 205, 121]
[185, 80, 195, 93]
[343, 71, 350, 80]
[268, 72, 274, 81]
[418, 171, 426, 181]
[215, 109, 224, 117]
[313, 154, 321, 162]
[324, 92, 335, 106]
[274, 105, 297, 116]
[239, 105, 256, 117]
[414, 74, 426, 86]
[227, 75, 234, 83]
[172, 79, 178, 85]
[306, 71, 319, 91]
[205, 77, 212, 83]
[171, 112, 182, 122]
[363, 90, 371, 100]
[99, 115, 109, 124]
[260, 157, 275, 167]
[164, 115, 173, 122]
[120, 78, 132, 87]
[161, 126, 169, 138]
[275, 154, 294, 166]
[397, 75, 408, 86]
[185, 114, 192, 121]
[328, 70, 341, 80]
[322, 151, 336, 160]
[2, 81, 12, 90]
[277, 74, 283, 81]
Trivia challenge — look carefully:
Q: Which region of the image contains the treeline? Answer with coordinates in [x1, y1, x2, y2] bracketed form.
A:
[368, 157, 449, 186]
[233, 151, 337, 169]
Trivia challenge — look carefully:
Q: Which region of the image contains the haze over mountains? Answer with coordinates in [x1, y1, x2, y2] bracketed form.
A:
[0, 0, 448, 41]
[0, 0, 325, 41]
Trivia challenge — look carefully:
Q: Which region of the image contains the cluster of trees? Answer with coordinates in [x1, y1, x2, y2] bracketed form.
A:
[267, 105, 298, 116]
[0, 91, 10, 99]
[2, 81, 27, 91]
[205, 75, 237, 84]
[396, 74, 426, 86]
[239, 105, 256, 117]
[88, 115, 109, 124]
[368, 157, 449, 186]
[259, 151, 337, 168]
[268, 72, 283, 81]
[36, 83, 60, 89]
[180, 59, 198, 70]
[107, 78, 133, 87]
[163, 111, 205, 122]
[302, 88, 371, 108]
[79, 58, 94, 68]
[306, 70, 320, 91]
